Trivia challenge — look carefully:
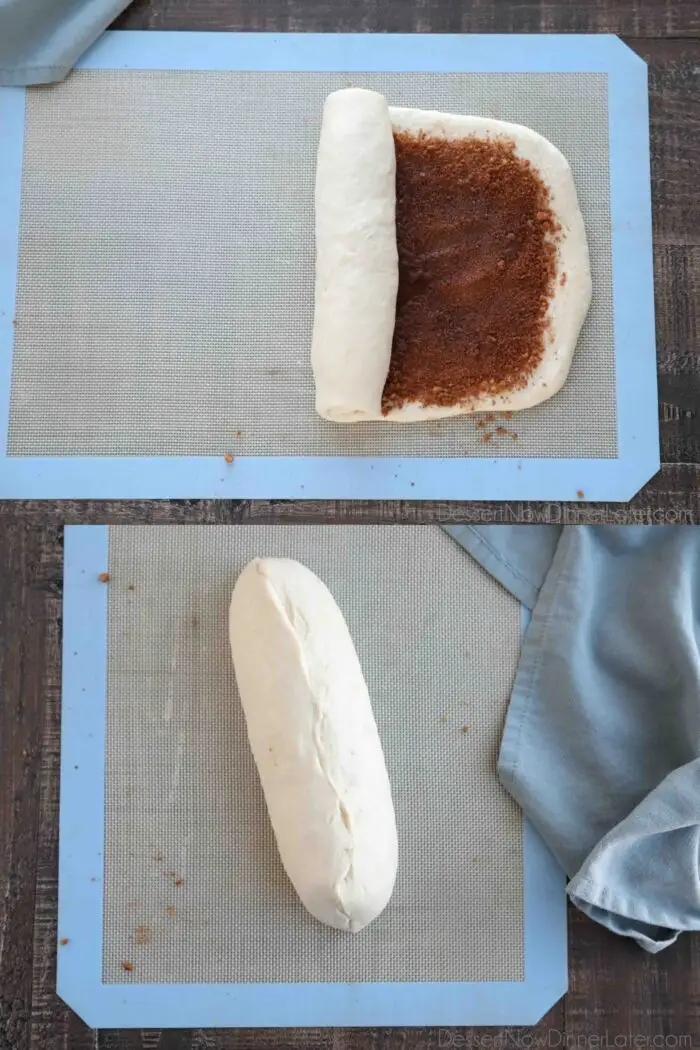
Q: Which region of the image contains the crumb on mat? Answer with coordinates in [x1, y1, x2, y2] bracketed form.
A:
[134, 926, 152, 946]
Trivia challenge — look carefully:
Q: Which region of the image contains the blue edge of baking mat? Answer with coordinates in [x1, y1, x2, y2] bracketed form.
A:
[0, 32, 658, 501]
[58, 525, 567, 1029]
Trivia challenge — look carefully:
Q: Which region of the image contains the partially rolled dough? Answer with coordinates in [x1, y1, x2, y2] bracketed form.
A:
[311, 88, 592, 423]
[228, 556, 398, 932]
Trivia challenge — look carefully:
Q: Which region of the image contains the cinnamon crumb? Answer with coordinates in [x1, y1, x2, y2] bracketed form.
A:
[235, 430, 241, 438]
[167, 905, 176, 918]
[476, 420, 485, 429]
[560, 272, 568, 287]
[482, 433, 493, 443]
[223, 454, 234, 464]
[98, 572, 109, 583]
[462, 725, 469, 733]
[576, 489, 585, 499]
[134, 926, 151, 946]
[59, 938, 69, 946]
[122, 962, 133, 972]
[174, 878, 183, 887]
[495, 426, 509, 436]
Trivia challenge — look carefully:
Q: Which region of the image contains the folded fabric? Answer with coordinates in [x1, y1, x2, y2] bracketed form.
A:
[443, 524, 700, 952]
[0, 0, 131, 86]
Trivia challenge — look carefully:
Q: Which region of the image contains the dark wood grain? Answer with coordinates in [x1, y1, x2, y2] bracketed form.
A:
[114, 0, 700, 36]
[0, 524, 45, 1050]
[0, 463, 697, 530]
[565, 906, 700, 1041]
[640, 38, 700, 475]
[1, 0, 699, 1048]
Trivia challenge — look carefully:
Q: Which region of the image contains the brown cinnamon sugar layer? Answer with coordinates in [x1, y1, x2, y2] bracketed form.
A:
[381, 130, 559, 415]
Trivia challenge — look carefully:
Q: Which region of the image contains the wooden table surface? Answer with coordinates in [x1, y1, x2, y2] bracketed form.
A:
[1, 1, 700, 1048]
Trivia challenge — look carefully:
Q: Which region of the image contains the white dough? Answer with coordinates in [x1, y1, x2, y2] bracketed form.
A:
[311, 89, 592, 422]
[311, 88, 399, 421]
[228, 557, 398, 932]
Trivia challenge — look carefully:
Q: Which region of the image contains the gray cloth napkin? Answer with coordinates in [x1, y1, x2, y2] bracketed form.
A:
[0, 0, 131, 86]
[443, 525, 700, 952]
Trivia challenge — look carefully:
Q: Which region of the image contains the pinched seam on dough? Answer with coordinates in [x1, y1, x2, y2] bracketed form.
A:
[256, 562, 357, 931]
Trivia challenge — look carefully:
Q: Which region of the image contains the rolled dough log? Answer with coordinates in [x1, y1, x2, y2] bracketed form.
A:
[311, 88, 399, 422]
[311, 88, 592, 422]
[228, 556, 398, 932]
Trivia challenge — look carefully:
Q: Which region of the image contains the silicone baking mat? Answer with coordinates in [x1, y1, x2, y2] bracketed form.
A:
[0, 34, 657, 499]
[10, 69, 613, 459]
[59, 524, 567, 1028]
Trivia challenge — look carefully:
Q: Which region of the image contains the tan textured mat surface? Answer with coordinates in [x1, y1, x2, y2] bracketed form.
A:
[103, 525, 524, 983]
[9, 70, 614, 459]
